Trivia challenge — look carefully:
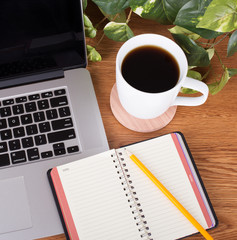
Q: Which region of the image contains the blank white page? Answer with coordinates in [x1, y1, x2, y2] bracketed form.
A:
[121, 134, 208, 240]
[57, 149, 141, 240]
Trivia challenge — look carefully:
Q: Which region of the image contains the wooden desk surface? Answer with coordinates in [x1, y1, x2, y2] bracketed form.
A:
[41, 7, 237, 240]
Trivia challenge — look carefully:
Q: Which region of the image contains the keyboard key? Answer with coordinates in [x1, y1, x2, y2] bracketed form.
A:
[58, 106, 71, 117]
[0, 142, 8, 153]
[21, 114, 33, 125]
[22, 137, 34, 148]
[0, 107, 12, 117]
[39, 122, 51, 133]
[67, 145, 79, 153]
[0, 119, 7, 129]
[50, 96, 68, 108]
[25, 102, 37, 112]
[0, 129, 12, 140]
[3, 99, 14, 105]
[12, 104, 24, 115]
[33, 111, 45, 122]
[41, 91, 53, 98]
[53, 143, 66, 156]
[16, 96, 27, 103]
[27, 148, 40, 161]
[13, 127, 25, 138]
[0, 88, 78, 168]
[46, 109, 58, 120]
[0, 153, 10, 167]
[28, 94, 40, 101]
[11, 150, 26, 164]
[37, 99, 49, 110]
[9, 140, 21, 151]
[51, 118, 73, 130]
[8, 116, 20, 127]
[41, 151, 53, 159]
[47, 129, 76, 143]
[26, 124, 38, 135]
[54, 89, 66, 96]
[35, 134, 47, 145]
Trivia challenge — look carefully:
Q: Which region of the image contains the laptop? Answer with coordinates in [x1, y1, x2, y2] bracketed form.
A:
[0, 0, 109, 239]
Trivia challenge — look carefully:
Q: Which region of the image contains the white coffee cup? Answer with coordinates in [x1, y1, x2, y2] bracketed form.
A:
[116, 34, 209, 119]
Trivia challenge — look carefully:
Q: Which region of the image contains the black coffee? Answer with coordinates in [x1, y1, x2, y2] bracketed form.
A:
[121, 45, 180, 93]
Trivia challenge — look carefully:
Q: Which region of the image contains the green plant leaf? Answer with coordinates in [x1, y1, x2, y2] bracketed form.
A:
[169, 26, 200, 41]
[188, 70, 202, 80]
[130, 0, 169, 24]
[174, 0, 222, 39]
[180, 70, 202, 94]
[84, 14, 97, 38]
[171, 33, 210, 67]
[228, 68, 237, 77]
[227, 30, 237, 56]
[92, 0, 130, 15]
[130, 0, 190, 25]
[207, 48, 215, 60]
[82, 0, 87, 10]
[86, 45, 102, 62]
[197, 0, 237, 32]
[208, 67, 230, 95]
[104, 22, 134, 41]
[99, 8, 127, 23]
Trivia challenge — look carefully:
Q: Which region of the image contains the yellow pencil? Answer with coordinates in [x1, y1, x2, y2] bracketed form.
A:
[126, 149, 213, 240]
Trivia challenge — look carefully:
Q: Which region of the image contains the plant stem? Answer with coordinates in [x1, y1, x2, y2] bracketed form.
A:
[94, 13, 120, 49]
[206, 39, 210, 48]
[95, 16, 107, 29]
[95, 32, 105, 49]
[93, 14, 119, 50]
[202, 66, 212, 80]
[112, 13, 120, 21]
[93, 11, 128, 50]
[126, 8, 133, 24]
[196, 41, 213, 46]
[196, 32, 229, 48]
[214, 49, 225, 70]
[209, 32, 229, 48]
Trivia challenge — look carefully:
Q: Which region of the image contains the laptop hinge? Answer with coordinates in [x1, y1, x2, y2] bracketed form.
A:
[0, 69, 64, 89]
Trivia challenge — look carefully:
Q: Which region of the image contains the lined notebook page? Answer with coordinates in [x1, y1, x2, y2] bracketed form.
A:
[56, 149, 140, 240]
[121, 134, 208, 240]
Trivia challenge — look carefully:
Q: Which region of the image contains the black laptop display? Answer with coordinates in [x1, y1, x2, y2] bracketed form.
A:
[0, 0, 86, 88]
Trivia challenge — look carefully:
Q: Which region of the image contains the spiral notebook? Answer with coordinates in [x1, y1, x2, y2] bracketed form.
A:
[48, 132, 217, 240]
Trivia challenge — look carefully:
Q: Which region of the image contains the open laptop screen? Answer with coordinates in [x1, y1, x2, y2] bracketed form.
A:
[0, 0, 86, 69]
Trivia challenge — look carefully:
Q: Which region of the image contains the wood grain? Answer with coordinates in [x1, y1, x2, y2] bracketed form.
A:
[110, 84, 177, 132]
[40, 3, 237, 240]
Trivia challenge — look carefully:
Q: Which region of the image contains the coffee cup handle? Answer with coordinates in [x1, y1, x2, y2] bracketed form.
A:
[172, 77, 209, 106]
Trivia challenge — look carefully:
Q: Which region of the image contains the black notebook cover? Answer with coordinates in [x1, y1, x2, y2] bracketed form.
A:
[48, 131, 218, 240]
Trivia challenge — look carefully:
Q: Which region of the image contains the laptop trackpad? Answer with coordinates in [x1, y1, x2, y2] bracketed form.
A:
[0, 176, 32, 234]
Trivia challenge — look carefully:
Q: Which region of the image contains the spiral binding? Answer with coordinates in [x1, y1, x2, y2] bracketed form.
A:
[111, 151, 153, 240]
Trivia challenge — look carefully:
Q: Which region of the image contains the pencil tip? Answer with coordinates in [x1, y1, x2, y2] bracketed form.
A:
[125, 149, 132, 157]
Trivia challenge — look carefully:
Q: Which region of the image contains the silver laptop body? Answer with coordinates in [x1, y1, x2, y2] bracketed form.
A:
[0, 1, 109, 239]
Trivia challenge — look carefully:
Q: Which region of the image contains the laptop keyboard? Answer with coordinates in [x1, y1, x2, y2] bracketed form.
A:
[0, 87, 80, 168]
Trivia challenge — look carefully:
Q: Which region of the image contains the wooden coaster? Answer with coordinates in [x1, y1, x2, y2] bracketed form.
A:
[110, 84, 177, 132]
